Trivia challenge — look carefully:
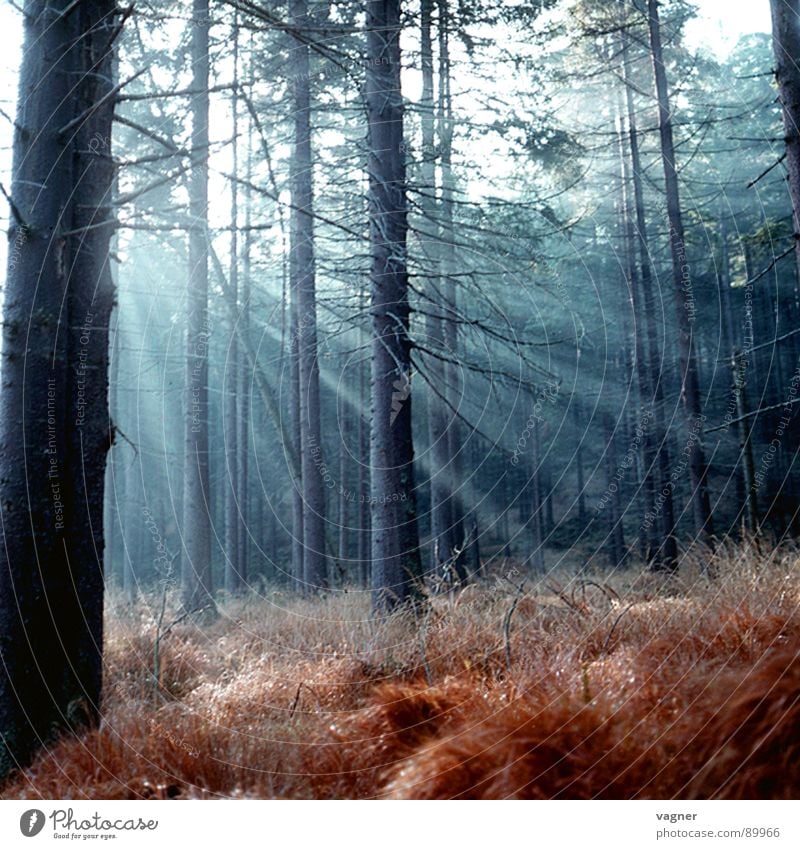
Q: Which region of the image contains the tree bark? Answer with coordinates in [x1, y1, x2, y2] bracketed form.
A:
[770, 0, 800, 282]
[290, 0, 327, 592]
[719, 220, 760, 532]
[182, 0, 214, 612]
[615, 94, 658, 566]
[542, 466, 554, 536]
[437, 0, 469, 580]
[647, 0, 714, 548]
[420, 0, 456, 581]
[733, 352, 760, 533]
[603, 414, 628, 569]
[357, 319, 371, 587]
[366, 0, 423, 611]
[620, 29, 677, 570]
[0, 0, 117, 780]
[529, 406, 545, 574]
[225, 15, 242, 594]
[238, 80, 253, 585]
[337, 378, 350, 576]
[573, 399, 587, 526]
[290, 291, 304, 590]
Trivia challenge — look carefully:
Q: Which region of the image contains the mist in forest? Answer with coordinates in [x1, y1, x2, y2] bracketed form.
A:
[0, 0, 798, 806]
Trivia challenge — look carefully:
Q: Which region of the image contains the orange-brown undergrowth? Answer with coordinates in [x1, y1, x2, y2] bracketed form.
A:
[2, 543, 798, 799]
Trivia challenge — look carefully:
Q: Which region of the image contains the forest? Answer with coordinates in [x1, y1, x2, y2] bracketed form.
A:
[0, 0, 798, 801]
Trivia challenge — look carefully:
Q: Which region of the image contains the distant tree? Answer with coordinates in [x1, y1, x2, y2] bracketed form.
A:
[0, 0, 118, 779]
[718, 217, 760, 533]
[529, 397, 546, 573]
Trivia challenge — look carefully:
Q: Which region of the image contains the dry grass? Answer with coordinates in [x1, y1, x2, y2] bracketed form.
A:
[1, 542, 798, 799]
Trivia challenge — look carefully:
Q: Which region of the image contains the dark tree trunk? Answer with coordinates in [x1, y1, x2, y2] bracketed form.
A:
[718, 218, 760, 532]
[366, 0, 423, 611]
[733, 352, 760, 533]
[500, 468, 511, 556]
[357, 330, 371, 587]
[290, 0, 327, 592]
[770, 0, 800, 281]
[542, 467, 554, 536]
[111, 322, 137, 605]
[647, 0, 714, 548]
[337, 379, 350, 576]
[615, 92, 658, 567]
[420, 0, 455, 581]
[106, 318, 120, 592]
[290, 293, 304, 590]
[621, 30, 678, 568]
[225, 18, 242, 594]
[741, 244, 762, 393]
[182, 0, 214, 611]
[465, 513, 481, 578]
[224, 324, 240, 589]
[529, 407, 545, 574]
[238, 97, 253, 585]
[573, 399, 587, 526]
[0, 0, 117, 780]
[603, 414, 628, 570]
[437, 0, 469, 580]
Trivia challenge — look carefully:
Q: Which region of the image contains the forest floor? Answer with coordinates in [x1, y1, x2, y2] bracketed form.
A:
[2, 541, 799, 800]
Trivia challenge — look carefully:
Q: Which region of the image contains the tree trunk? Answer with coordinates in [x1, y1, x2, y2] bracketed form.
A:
[0, 0, 117, 780]
[573, 399, 587, 526]
[225, 17, 242, 594]
[110, 320, 137, 605]
[182, 0, 215, 612]
[239, 86, 253, 586]
[290, 293, 305, 590]
[615, 94, 658, 567]
[338, 380, 350, 576]
[719, 217, 760, 532]
[770, 0, 800, 281]
[290, 0, 327, 592]
[604, 414, 628, 570]
[366, 0, 423, 611]
[620, 22, 677, 569]
[420, 0, 455, 581]
[106, 317, 119, 590]
[733, 352, 760, 533]
[542, 466, 554, 536]
[500, 467, 513, 558]
[357, 324, 371, 587]
[465, 513, 481, 578]
[437, 0, 469, 581]
[529, 406, 545, 574]
[647, 0, 713, 548]
[105, 124, 122, 596]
